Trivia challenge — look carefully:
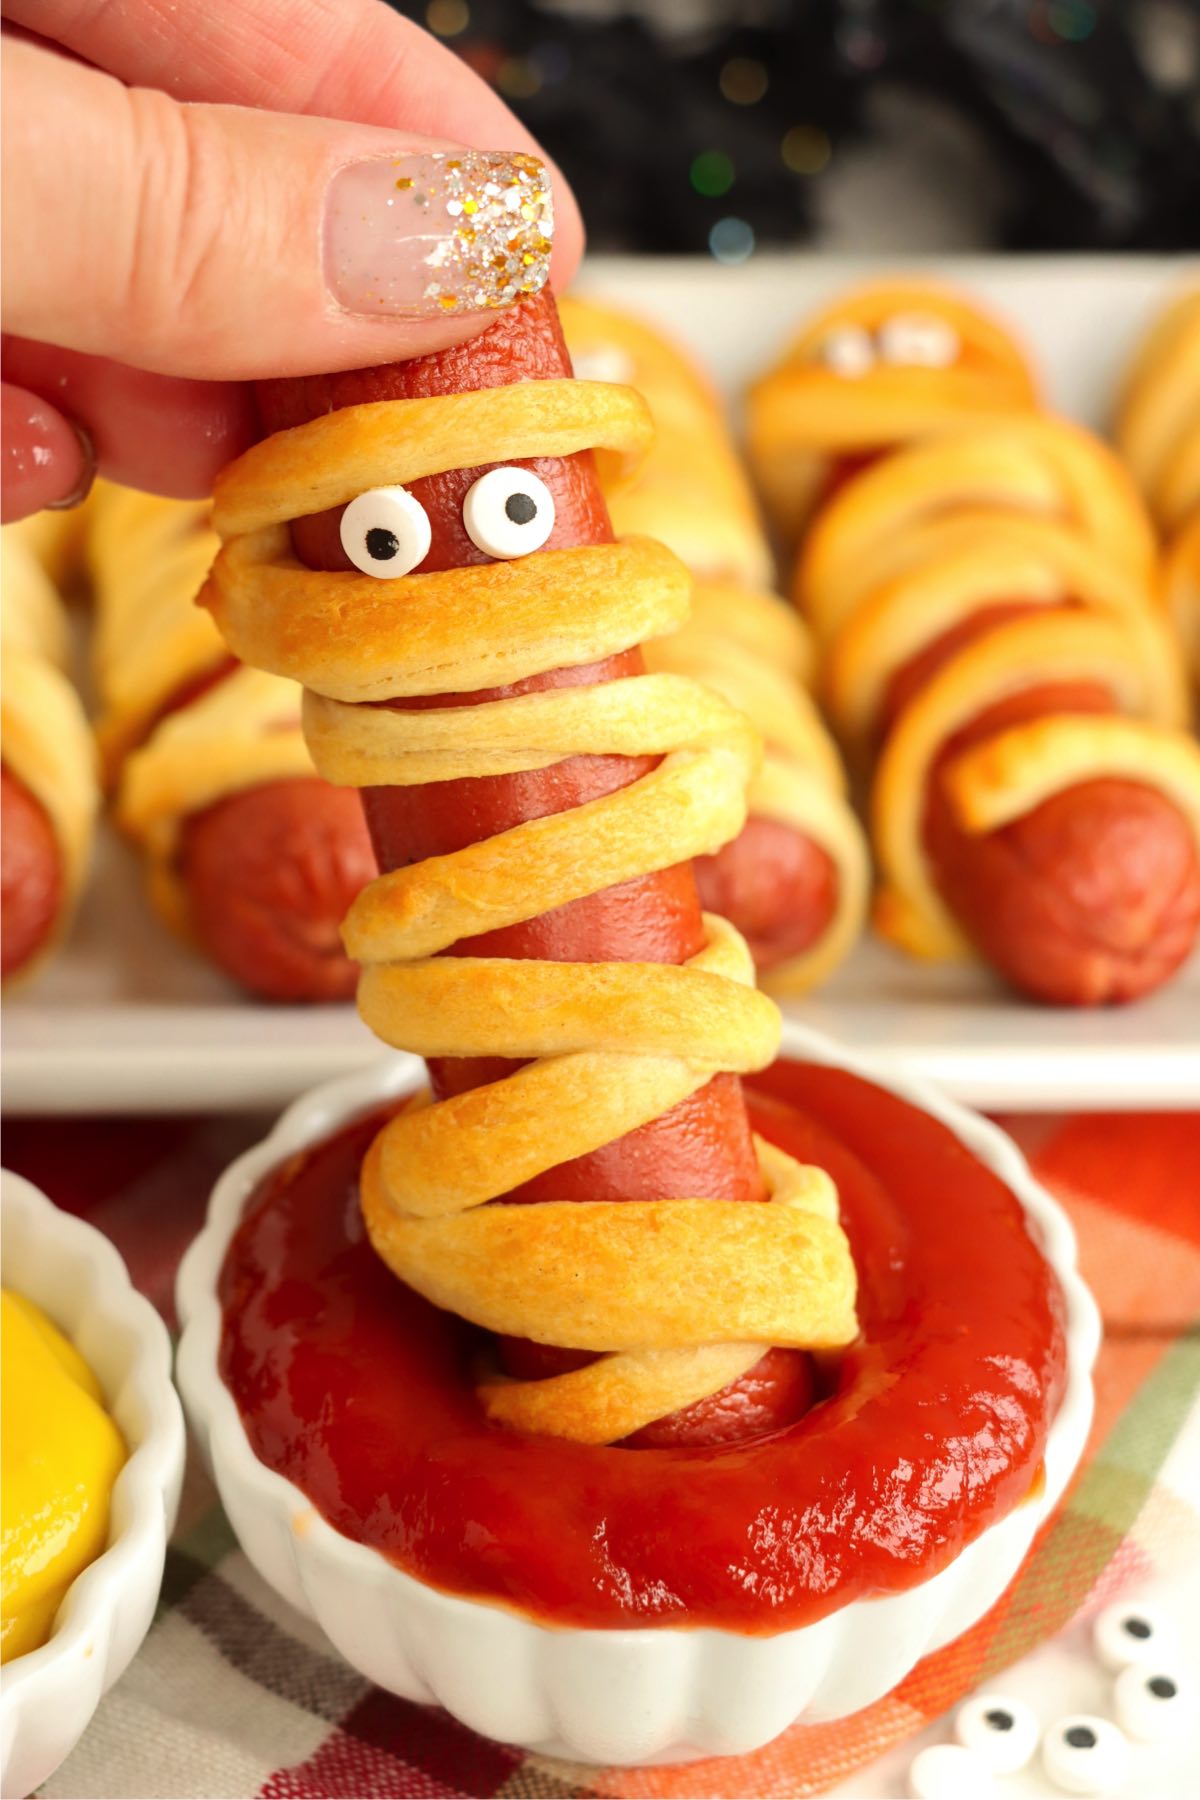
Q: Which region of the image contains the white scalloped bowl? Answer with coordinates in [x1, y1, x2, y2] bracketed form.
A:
[1, 1172, 186, 1799]
[176, 1023, 1099, 1766]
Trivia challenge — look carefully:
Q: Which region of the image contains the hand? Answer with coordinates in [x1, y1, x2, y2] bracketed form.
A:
[0, 1, 584, 519]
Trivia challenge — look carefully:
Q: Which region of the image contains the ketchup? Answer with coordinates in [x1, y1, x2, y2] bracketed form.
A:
[219, 1059, 1066, 1633]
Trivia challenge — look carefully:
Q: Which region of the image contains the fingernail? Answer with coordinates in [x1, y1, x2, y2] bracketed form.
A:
[324, 149, 554, 317]
[45, 420, 96, 511]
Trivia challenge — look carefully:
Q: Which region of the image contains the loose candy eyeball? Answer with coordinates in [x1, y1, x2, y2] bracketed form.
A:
[1092, 1599, 1178, 1671]
[1114, 1663, 1189, 1743]
[908, 1741, 996, 1799]
[954, 1692, 1039, 1772]
[1041, 1715, 1132, 1795]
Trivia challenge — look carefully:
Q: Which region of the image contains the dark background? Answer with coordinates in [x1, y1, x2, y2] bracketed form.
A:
[390, 0, 1200, 256]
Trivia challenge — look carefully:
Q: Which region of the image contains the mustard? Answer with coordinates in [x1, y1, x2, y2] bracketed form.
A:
[1, 1289, 126, 1661]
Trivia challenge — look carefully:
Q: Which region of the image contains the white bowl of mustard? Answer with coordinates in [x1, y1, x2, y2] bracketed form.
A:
[0, 1171, 184, 1798]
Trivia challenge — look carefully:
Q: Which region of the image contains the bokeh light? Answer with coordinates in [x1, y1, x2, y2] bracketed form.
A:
[708, 217, 756, 264]
[691, 150, 737, 198]
[425, 0, 469, 38]
[781, 125, 832, 175]
[720, 57, 769, 105]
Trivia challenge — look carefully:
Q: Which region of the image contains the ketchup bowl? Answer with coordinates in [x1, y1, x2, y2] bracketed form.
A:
[1, 1173, 185, 1798]
[176, 1024, 1099, 1766]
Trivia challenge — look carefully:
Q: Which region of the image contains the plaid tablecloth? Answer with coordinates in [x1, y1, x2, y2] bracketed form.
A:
[4, 1108, 1199, 1800]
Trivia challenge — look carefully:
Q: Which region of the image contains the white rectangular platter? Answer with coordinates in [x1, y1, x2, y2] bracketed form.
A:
[4, 253, 1198, 1115]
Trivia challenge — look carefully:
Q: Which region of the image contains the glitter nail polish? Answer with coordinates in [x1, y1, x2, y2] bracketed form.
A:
[324, 150, 555, 317]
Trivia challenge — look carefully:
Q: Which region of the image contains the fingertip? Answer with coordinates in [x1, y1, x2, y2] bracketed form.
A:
[0, 383, 93, 522]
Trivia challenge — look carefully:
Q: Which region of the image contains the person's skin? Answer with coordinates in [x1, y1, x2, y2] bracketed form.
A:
[0, 1, 585, 520]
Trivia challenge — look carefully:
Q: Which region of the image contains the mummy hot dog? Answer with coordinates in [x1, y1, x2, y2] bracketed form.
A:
[1115, 288, 1200, 540]
[797, 420, 1200, 1004]
[1115, 289, 1200, 697]
[202, 287, 858, 1446]
[88, 482, 375, 1002]
[1, 521, 98, 984]
[747, 278, 1039, 550]
[561, 295, 868, 994]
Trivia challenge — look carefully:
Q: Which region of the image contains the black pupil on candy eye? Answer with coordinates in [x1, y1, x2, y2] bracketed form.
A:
[985, 1710, 1014, 1731]
[1124, 1617, 1152, 1639]
[1065, 1726, 1097, 1749]
[366, 527, 400, 561]
[1149, 1677, 1177, 1699]
[505, 492, 537, 525]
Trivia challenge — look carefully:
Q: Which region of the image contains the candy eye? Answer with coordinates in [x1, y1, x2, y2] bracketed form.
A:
[1092, 1599, 1177, 1670]
[339, 486, 431, 578]
[571, 344, 636, 385]
[1114, 1664, 1188, 1743]
[877, 312, 960, 369]
[1041, 1716, 1131, 1795]
[462, 467, 556, 560]
[817, 324, 875, 379]
[954, 1692, 1038, 1773]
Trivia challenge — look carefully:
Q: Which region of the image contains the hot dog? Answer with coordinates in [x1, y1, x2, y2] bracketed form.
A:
[559, 296, 867, 994]
[0, 766, 62, 979]
[254, 292, 819, 1444]
[803, 441, 1200, 1003]
[1, 521, 97, 984]
[87, 482, 375, 1001]
[748, 278, 1039, 551]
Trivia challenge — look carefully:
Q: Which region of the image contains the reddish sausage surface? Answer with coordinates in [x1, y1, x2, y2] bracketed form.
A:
[0, 766, 61, 979]
[694, 816, 838, 972]
[126, 649, 375, 1004]
[256, 294, 811, 1443]
[924, 686, 1200, 1005]
[181, 779, 376, 1004]
[879, 606, 1200, 1003]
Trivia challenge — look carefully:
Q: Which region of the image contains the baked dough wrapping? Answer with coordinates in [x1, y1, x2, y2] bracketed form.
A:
[747, 278, 1039, 548]
[205, 375, 858, 1445]
[1115, 288, 1200, 538]
[1, 519, 98, 981]
[1115, 289, 1200, 697]
[562, 296, 869, 994]
[792, 421, 1200, 967]
[87, 481, 314, 943]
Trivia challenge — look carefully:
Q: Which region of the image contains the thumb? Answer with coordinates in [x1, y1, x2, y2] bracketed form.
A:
[2, 36, 576, 382]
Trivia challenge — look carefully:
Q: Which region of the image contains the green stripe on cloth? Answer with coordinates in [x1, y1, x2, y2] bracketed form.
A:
[978, 1322, 1200, 1679]
[1071, 1328, 1200, 1532]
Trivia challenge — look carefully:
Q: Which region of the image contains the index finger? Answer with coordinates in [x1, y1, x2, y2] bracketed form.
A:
[2, 0, 584, 290]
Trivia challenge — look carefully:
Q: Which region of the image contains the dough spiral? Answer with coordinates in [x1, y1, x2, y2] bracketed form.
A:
[206, 376, 858, 1445]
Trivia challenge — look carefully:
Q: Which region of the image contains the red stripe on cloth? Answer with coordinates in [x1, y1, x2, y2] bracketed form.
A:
[261, 1691, 526, 1800]
[260, 1727, 463, 1799]
[1029, 1113, 1200, 1247]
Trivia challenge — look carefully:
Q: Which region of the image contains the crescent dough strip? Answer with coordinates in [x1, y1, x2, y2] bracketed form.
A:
[800, 417, 1158, 641]
[1115, 289, 1200, 530]
[559, 295, 774, 587]
[303, 673, 745, 786]
[211, 530, 690, 702]
[342, 742, 754, 964]
[559, 301, 865, 996]
[944, 716, 1200, 843]
[213, 381, 653, 537]
[747, 278, 1038, 543]
[1163, 513, 1200, 693]
[1, 522, 99, 981]
[872, 611, 1173, 959]
[359, 909, 780, 1066]
[207, 375, 858, 1445]
[87, 481, 315, 945]
[825, 518, 1188, 755]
